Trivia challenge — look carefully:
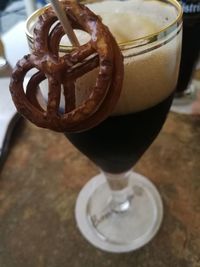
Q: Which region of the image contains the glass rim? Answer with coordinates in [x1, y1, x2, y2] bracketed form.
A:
[25, 0, 183, 49]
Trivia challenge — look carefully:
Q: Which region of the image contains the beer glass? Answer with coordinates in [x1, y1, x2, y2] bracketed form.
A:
[26, 0, 182, 253]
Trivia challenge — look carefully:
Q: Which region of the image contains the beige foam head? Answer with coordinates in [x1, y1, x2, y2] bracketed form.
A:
[75, 0, 182, 115]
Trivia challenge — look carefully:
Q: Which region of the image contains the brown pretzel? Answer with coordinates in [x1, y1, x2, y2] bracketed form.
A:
[9, 0, 124, 132]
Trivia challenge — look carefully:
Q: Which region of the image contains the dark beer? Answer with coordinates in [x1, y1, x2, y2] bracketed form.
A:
[65, 93, 173, 173]
[176, 0, 200, 94]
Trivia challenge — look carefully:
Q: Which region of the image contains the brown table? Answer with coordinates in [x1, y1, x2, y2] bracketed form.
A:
[0, 111, 200, 267]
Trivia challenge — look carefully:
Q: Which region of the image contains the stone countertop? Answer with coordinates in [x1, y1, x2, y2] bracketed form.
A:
[0, 111, 200, 267]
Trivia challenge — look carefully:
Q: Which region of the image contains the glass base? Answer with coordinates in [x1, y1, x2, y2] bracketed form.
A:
[75, 171, 163, 253]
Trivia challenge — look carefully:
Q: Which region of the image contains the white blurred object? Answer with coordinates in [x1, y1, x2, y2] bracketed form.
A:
[0, 22, 29, 166]
[1, 21, 29, 68]
[24, 0, 37, 16]
[0, 77, 18, 156]
[171, 79, 200, 114]
[171, 56, 200, 115]
[0, 75, 29, 166]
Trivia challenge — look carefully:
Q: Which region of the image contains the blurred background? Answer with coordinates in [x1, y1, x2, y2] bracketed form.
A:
[0, 0, 48, 169]
[0, 0, 47, 34]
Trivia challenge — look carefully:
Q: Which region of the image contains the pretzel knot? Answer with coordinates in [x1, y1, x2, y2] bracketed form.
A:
[9, 0, 124, 132]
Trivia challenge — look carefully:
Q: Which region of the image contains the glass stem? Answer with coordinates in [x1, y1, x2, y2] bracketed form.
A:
[102, 170, 134, 213]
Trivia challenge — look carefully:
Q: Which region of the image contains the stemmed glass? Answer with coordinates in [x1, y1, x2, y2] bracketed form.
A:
[26, 0, 182, 253]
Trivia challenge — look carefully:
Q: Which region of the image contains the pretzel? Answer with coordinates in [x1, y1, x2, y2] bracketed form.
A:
[9, 0, 124, 132]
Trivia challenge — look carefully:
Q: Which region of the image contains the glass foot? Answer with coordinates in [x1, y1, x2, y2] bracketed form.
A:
[75, 171, 163, 253]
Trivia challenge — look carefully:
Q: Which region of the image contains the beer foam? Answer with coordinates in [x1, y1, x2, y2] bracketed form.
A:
[37, 0, 182, 115]
[87, 0, 176, 42]
[75, 0, 182, 114]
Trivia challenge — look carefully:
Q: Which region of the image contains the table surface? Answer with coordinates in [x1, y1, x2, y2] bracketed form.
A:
[0, 110, 200, 267]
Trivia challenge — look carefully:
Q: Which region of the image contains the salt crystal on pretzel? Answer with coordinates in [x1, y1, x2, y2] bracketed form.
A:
[9, 0, 124, 132]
